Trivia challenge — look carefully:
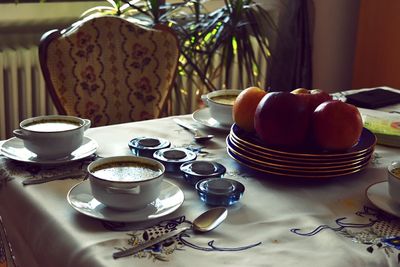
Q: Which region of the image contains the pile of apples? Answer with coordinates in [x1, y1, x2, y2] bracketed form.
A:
[233, 87, 363, 152]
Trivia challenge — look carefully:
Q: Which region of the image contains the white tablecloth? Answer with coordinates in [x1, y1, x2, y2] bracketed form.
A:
[1, 90, 400, 267]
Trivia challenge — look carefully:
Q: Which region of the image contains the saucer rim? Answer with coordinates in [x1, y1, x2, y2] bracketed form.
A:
[67, 179, 184, 222]
[0, 136, 98, 165]
[192, 108, 231, 131]
[365, 181, 400, 218]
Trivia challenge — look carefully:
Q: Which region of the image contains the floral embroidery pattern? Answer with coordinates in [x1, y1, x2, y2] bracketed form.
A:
[105, 23, 123, 122]
[291, 206, 400, 261]
[134, 77, 151, 93]
[0, 155, 98, 186]
[85, 101, 103, 125]
[110, 216, 261, 262]
[75, 31, 94, 60]
[0, 157, 14, 188]
[139, 111, 153, 121]
[371, 152, 382, 165]
[45, 16, 178, 127]
[133, 77, 156, 105]
[54, 45, 68, 96]
[125, 25, 147, 36]
[109, 217, 185, 261]
[130, 43, 151, 72]
[0, 170, 12, 189]
[80, 66, 100, 96]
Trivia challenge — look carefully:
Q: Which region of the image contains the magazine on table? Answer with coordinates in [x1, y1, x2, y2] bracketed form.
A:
[359, 108, 400, 147]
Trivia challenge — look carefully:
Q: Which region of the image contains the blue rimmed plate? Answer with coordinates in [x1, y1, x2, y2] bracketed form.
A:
[229, 133, 374, 163]
[227, 136, 373, 171]
[230, 124, 376, 158]
[227, 147, 370, 178]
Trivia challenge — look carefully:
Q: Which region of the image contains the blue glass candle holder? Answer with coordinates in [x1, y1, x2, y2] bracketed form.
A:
[153, 148, 197, 173]
[195, 178, 245, 206]
[180, 160, 226, 186]
[128, 137, 170, 158]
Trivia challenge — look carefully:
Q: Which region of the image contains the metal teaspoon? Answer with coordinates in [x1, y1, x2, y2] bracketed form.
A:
[113, 207, 228, 259]
[174, 118, 214, 142]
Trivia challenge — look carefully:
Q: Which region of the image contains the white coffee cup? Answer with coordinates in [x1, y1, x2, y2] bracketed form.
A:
[87, 156, 165, 211]
[203, 89, 241, 126]
[388, 161, 400, 204]
[13, 115, 91, 159]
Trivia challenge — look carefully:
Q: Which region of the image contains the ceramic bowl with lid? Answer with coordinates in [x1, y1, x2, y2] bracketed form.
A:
[128, 137, 170, 158]
[195, 178, 245, 206]
[180, 160, 226, 186]
[153, 147, 197, 173]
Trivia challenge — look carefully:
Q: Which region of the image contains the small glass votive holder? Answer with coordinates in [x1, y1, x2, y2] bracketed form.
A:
[128, 137, 170, 158]
[180, 160, 226, 186]
[153, 147, 197, 173]
[195, 178, 245, 206]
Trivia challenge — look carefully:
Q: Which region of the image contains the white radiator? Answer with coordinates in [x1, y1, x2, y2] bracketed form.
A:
[0, 46, 57, 140]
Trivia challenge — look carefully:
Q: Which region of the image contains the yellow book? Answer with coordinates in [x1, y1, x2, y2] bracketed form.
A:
[359, 108, 400, 147]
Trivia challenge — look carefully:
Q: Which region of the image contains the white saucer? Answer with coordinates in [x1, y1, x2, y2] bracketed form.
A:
[366, 181, 400, 217]
[67, 180, 184, 222]
[192, 108, 231, 131]
[0, 136, 98, 165]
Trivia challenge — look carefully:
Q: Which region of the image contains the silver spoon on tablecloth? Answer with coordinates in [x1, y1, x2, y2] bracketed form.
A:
[174, 118, 214, 142]
[113, 207, 228, 259]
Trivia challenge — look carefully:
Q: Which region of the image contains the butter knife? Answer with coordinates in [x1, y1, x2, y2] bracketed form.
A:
[113, 224, 191, 259]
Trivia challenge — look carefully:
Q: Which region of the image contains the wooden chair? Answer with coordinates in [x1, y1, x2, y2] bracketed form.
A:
[39, 16, 179, 127]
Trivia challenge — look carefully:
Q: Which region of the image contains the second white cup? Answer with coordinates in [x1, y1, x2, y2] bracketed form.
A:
[203, 89, 241, 126]
[13, 115, 91, 159]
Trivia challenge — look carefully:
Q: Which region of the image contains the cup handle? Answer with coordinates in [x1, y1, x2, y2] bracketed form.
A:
[106, 186, 140, 195]
[82, 119, 91, 131]
[201, 94, 209, 107]
[13, 129, 27, 140]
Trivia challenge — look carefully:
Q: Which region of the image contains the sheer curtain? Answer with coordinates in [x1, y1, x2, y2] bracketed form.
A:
[259, 0, 312, 91]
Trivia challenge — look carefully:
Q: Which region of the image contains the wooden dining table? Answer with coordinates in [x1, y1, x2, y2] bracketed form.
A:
[1, 88, 400, 267]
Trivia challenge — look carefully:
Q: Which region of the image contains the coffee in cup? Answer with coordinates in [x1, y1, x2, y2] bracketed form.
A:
[87, 156, 165, 211]
[203, 89, 241, 125]
[13, 115, 91, 159]
[24, 119, 81, 132]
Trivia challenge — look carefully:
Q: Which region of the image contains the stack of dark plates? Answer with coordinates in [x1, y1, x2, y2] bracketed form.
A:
[226, 124, 377, 178]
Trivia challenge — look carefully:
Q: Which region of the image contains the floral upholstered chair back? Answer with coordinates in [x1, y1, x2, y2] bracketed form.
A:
[39, 16, 179, 126]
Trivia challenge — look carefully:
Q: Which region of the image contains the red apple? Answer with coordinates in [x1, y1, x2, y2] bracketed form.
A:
[254, 92, 310, 148]
[308, 89, 332, 111]
[312, 100, 363, 151]
[291, 88, 332, 113]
